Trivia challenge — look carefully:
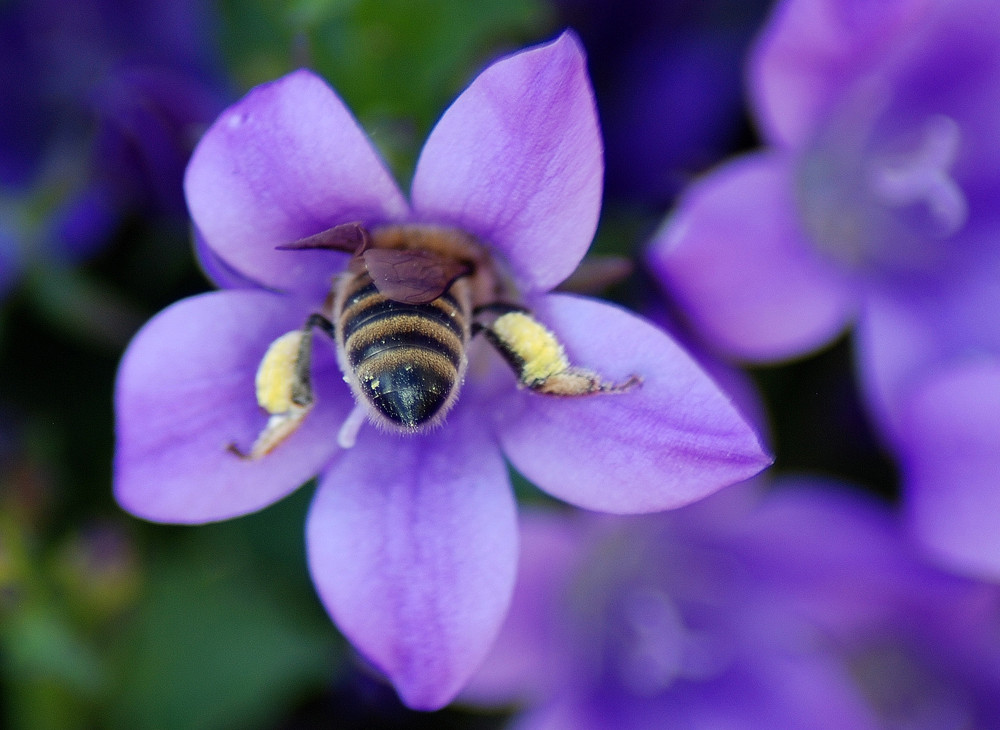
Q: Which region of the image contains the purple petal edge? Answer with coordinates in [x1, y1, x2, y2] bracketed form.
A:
[412, 31, 603, 293]
[306, 404, 518, 709]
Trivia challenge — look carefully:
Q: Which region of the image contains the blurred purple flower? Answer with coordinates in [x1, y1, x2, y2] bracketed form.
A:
[464, 481, 1000, 729]
[893, 359, 1000, 579]
[555, 0, 771, 205]
[647, 0, 1000, 576]
[113, 33, 770, 710]
[0, 226, 21, 300]
[0, 0, 226, 260]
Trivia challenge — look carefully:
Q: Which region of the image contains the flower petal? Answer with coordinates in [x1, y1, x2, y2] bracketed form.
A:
[114, 290, 351, 523]
[749, 0, 934, 147]
[856, 265, 1000, 441]
[647, 152, 856, 362]
[411, 31, 602, 293]
[193, 227, 268, 290]
[496, 294, 771, 513]
[306, 402, 518, 710]
[185, 69, 408, 296]
[462, 509, 582, 706]
[898, 360, 1000, 580]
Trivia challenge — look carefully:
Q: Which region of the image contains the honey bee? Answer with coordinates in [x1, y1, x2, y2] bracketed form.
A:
[231, 222, 639, 458]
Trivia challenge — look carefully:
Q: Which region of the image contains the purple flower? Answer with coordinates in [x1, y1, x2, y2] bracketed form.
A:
[0, 0, 227, 260]
[0, 225, 21, 300]
[647, 0, 1000, 576]
[113, 33, 769, 710]
[463, 481, 1000, 729]
[894, 359, 1000, 579]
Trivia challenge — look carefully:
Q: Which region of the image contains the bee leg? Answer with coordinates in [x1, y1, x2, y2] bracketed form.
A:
[229, 313, 336, 459]
[474, 310, 640, 396]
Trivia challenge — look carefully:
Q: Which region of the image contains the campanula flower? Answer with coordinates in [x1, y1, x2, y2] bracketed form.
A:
[0, 0, 226, 261]
[464, 481, 1000, 729]
[114, 33, 770, 709]
[647, 0, 1000, 576]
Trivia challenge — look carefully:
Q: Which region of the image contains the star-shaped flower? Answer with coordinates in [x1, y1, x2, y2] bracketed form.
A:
[115, 32, 769, 709]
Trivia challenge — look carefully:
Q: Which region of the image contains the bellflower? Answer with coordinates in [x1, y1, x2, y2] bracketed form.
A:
[647, 0, 1000, 575]
[0, 0, 226, 261]
[114, 33, 769, 710]
[464, 481, 1000, 729]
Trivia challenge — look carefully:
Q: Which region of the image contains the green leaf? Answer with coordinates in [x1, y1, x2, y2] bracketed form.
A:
[108, 529, 340, 730]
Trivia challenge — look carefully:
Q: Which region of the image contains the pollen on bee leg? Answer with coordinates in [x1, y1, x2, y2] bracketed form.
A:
[229, 329, 315, 460]
[484, 311, 641, 396]
[337, 402, 369, 449]
[230, 407, 312, 460]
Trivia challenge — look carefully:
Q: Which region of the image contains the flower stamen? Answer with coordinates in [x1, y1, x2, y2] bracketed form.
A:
[868, 115, 967, 238]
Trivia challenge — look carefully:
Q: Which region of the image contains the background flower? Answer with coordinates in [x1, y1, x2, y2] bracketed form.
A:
[555, 0, 771, 207]
[0, 0, 228, 263]
[647, 0, 1000, 577]
[464, 480, 1000, 729]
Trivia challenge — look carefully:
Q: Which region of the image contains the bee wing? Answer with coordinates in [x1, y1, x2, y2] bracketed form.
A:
[275, 222, 370, 253]
[362, 248, 471, 304]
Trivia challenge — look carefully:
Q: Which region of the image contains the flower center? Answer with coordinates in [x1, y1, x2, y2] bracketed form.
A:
[796, 99, 968, 281]
[613, 588, 687, 695]
[867, 115, 967, 240]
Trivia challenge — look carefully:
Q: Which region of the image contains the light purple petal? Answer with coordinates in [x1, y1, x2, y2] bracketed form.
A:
[193, 227, 268, 290]
[898, 360, 1000, 580]
[749, 0, 934, 148]
[736, 479, 919, 630]
[184, 69, 408, 296]
[856, 265, 1000, 442]
[306, 403, 518, 710]
[509, 701, 600, 730]
[648, 152, 856, 362]
[495, 294, 771, 513]
[411, 31, 602, 293]
[114, 290, 351, 523]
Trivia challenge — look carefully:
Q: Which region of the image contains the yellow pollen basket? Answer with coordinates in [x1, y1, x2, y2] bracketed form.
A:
[492, 311, 570, 383]
[255, 330, 305, 414]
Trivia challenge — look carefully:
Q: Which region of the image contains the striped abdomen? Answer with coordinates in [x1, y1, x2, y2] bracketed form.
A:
[335, 272, 470, 430]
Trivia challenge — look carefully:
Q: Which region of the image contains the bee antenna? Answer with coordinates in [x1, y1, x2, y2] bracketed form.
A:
[276, 222, 371, 253]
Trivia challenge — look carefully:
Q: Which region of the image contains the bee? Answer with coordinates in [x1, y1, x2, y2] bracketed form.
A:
[231, 222, 639, 459]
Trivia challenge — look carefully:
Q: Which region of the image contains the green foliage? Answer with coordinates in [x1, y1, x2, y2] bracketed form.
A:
[218, 0, 554, 180]
[108, 536, 339, 730]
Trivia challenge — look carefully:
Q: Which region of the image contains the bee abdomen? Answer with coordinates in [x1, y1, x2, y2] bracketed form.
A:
[341, 283, 468, 429]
